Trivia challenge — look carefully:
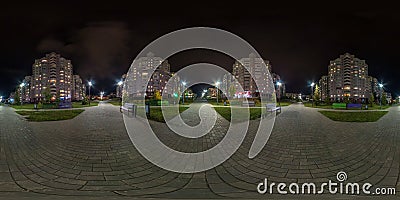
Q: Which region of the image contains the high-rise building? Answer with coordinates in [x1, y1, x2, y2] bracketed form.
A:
[22, 76, 32, 102]
[222, 73, 234, 98]
[147, 60, 171, 97]
[319, 75, 329, 100]
[125, 52, 171, 98]
[31, 52, 73, 102]
[17, 52, 85, 103]
[319, 53, 379, 102]
[232, 53, 282, 98]
[72, 75, 85, 101]
[116, 74, 126, 98]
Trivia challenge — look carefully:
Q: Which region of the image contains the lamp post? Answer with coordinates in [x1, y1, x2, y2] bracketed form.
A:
[202, 89, 207, 98]
[310, 82, 315, 107]
[100, 91, 105, 101]
[215, 81, 220, 105]
[182, 81, 186, 104]
[117, 80, 123, 96]
[19, 82, 25, 105]
[88, 81, 93, 106]
[117, 80, 123, 105]
[276, 81, 282, 106]
[379, 83, 383, 109]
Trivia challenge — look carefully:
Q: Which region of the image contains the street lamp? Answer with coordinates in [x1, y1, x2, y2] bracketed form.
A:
[215, 81, 220, 105]
[310, 82, 315, 107]
[19, 82, 25, 105]
[379, 83, 384, 109]
[88, 81, 93, 106]
[182, 81, 186, 104]
[276, 81, 282, 106]
[100, 91, 105, 101]
[202, 89, 207, 98]
[117, 80, 123, 104]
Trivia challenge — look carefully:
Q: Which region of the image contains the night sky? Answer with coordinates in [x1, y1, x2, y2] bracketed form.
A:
[1, 2, 399, 97]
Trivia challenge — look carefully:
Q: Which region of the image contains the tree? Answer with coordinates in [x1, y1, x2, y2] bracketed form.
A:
[82, 96, 89, 105]
[229, 85, 236, 98]
[382, 93, 387, 106]
[43, 87, 52, 103]
[55, 91, 61, 104]
[369, 93, 375, 106]
[14, 87, 20, 105]
[154, 90, 162, 100]
[313, 84, 320, 105]
[343, 96, 350, 104]
[325, 96, 331, 104]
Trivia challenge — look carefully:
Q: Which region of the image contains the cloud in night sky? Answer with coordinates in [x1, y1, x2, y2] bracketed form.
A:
[37, 21, 131, 79]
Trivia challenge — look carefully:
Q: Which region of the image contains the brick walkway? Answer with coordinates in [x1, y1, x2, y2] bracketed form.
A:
[0, 102, 399, 199]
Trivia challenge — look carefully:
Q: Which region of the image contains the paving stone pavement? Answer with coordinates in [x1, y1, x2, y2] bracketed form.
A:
[0, 102, 399, 199]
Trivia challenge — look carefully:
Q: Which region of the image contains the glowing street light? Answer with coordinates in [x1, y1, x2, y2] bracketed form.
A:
[19, 82, 26, 105]
[88, 81, 93, 106]
[117, 80, 123, 86]
[215, 81, 220, 105]
[310, 82, 315, 107]
[202, 89, 208, 98]
[276, 81, 282, 106]
[379, 83, 384, 109]
[100, 91, 105, 101]
[182, 81, 187, 104]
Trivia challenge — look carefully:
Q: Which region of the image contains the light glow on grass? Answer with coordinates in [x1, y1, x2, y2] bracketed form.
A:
[16, 109, 84, 121]
[318, 111, 388, 122]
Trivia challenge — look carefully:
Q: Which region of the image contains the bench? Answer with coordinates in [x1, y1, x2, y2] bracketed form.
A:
[120, 103, 136, 117]
[242, 101, 255, 107]
[266, 103, 281, 113]
[332, 103, 346, 109]
[347, 103, 362, 110]
[58, 101, 72, 109]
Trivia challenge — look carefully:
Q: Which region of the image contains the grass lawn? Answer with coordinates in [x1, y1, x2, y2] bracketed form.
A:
[11, 102, 99, 109]
[304, 102, 391, 110]
[16, 109, 84, 122]
[144, 106, 189, 123]
[318, 111, 388, 122]
[277, 102, 292, 107]
[213, 107, 264, 122]
[71, 101, 98, 108]
[10, 103, 36, 109]
[366, 104, 391, 110]
[303, 102, 333, 109]
[108, 101, 122, 106]
[107, 98, 122, 106]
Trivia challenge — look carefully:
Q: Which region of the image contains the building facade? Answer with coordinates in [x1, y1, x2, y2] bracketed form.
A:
[232, 53, 283, 98]
[22, 76, 32, 102]
[72, 75, 85, 101]
[116, 74, 126, 98]
[146, 60, 171, 97]
[19, 52, 85, 103]
[319, 53, 378, 102]
[319, 75, 329, 100]
[125, 52, 171, 99]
